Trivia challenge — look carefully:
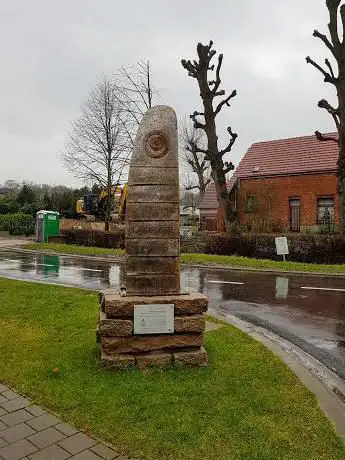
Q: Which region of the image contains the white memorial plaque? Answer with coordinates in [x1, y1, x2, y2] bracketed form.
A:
[134, 304, 174, 334]
[275, 237, 289, 256]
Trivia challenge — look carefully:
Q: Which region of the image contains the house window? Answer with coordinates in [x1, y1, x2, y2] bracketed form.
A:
[244, 195, 258, 213]
[317, 197, 334, 224]
[289, 198, 300, 232]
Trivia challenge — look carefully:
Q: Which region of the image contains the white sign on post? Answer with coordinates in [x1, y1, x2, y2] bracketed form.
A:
[275, 236, 289, 261]
[134, 304, 174, 335]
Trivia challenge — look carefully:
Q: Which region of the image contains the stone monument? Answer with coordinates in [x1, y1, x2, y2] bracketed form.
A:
[97, 105, 208, 369]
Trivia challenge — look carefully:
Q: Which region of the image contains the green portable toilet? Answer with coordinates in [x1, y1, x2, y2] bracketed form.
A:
[36, 211, 60, 242]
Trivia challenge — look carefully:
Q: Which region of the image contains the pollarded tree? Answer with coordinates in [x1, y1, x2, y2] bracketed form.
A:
[306, 0, 345, 233]
[182, 41, 238, 234]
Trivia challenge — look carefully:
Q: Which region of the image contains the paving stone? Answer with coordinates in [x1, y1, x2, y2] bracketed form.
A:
[27, 427, 66, 449]
[0, 437, 7, 448]
[0, 420, 8, 431]
[27, 413, 60, 431]
[1, 396, 30, 413]
[26, 405, 46, 417]
[0, 407, 7, 417]
[90, 443, 119, 459]
[2, 390, 20, 400]
[58, 433, 97, 455]
[0, 438, 37, 460]
[0, 384, 9, 393]
[0, 409, 34, 427]
[0, 395, 8, 404]
[1, 422, 36, 443]
[29, 443, 71, 460]
[55, 422, 78, 437]
[70, 449, 102, 459]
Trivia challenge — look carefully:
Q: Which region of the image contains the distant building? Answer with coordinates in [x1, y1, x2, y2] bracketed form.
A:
[199, 133, 339, 232]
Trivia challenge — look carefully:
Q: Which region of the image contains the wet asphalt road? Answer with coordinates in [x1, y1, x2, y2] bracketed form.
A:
[1, 248, 345, 378]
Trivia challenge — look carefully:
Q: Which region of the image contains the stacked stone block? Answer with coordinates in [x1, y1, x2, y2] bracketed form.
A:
[98, 291, 208, 368]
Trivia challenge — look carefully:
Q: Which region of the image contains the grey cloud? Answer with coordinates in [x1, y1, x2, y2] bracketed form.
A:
[0, 0, 337, 185]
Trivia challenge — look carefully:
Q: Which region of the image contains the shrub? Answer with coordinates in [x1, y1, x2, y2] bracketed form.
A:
[61, 229, 125, 249]
[180, 231, 345, 264]
[0, 213, 35, 236]
[0, 198, 20, 214]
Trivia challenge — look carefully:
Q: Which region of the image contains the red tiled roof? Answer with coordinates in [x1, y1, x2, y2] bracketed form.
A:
[199, 132, 339, 210]
[235, 132, 338, 179]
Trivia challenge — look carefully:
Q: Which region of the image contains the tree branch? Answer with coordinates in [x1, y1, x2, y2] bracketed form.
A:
[306, 56, 336, 83]
[212, 54, 223, 94]
[315, 130, 339, 144]
[214, 90, 237, 116]
[318, 99, 340, 130]
[327, 0, 341, 48]
[313, 29, 335, 55]
[181, 59, 198, 78]
[325, 58, 336, 79]
[220, 127, 238, 156]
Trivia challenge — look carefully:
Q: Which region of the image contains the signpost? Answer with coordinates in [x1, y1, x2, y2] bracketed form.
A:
[134, 304, 174, 335]
[275, 236, 289, 262]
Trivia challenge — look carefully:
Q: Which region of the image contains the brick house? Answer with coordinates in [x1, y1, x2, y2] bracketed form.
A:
[199, 133, 339, 232]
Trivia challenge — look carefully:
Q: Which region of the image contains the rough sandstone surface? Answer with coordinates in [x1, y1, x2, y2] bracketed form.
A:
[99, 312, 133, 337]
[136, 353, 172, 369]
[101, 352, 135, 369]
[101, 334, 203, 354]
[174, 315, 205, 333]
[173, 347, 208, 366]
[125, 105, 180, 296]
[103, 292, 208, 318]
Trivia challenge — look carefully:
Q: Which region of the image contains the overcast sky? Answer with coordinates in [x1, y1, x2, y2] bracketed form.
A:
[0, 0, 338, 187]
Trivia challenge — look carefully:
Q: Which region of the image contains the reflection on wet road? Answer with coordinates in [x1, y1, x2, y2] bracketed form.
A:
[1, 248, 345, 377]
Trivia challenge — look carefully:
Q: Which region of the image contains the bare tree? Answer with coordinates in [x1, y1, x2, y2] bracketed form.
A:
[179, 118, 211, 200]
[116, 60, 156, 147]
[181, 41, 237, 234]
[306, 0, 345, 233]
[63, 77, 129, 230]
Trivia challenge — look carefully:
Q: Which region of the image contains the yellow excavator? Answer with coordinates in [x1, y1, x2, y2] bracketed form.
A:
[76, 184, 128, 222]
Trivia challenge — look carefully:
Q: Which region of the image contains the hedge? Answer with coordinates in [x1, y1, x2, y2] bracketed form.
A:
[0, 213, 35, 236]
[181, 232, 345, 264]
[58, 229, 125, 249]
[50, 229, 345, 264]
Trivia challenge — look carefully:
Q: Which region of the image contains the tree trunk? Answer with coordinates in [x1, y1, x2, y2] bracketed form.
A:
[105, 162, 112, 232]
[213, 167, 233, 233]
[337, 64, 345, 234]
[338, 130, 345, 233]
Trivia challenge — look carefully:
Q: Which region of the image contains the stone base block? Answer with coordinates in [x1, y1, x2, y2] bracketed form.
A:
[98, 291, 208, 369]
[99, 312, 133, 337]
[174, 315, 205, 333]
[101, 333, 203, 354]
[101, 352, 135, 369]
[101, 292, 208, 318]
[173, 347, 208, 366]
[136, 352, 172, 369]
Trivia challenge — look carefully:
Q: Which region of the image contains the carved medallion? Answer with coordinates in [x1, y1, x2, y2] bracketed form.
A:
[145, 131, 169, 158]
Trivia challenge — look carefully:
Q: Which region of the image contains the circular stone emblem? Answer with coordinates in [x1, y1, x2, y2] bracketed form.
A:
[145, 131, 169, 158]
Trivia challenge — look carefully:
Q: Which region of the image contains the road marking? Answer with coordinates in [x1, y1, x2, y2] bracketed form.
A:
[301, 286, 345, 293]
[206, 280, 244, 285]
[61, 266, 103, 273]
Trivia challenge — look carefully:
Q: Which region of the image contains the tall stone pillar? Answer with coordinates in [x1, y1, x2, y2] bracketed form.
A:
[97, 106, 208, 369]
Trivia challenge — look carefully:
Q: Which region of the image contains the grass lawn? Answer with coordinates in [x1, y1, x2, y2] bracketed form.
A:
[24, 242, 124, 257]
[24, 242, 345, 274]
[1, 278, 344, 459]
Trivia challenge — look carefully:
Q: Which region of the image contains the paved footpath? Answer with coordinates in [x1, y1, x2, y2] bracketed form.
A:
[0, 384, 131, 460]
